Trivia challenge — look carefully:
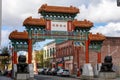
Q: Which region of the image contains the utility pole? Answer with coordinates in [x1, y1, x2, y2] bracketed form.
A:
[117, 0, 120, 6]
[0, 0, 2, 50]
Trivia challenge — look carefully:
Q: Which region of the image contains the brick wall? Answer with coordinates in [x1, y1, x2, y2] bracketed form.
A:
[89, 37, 120, 75]
[55, 37, 120, 75]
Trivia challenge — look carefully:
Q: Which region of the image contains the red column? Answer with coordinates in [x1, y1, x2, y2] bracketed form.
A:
[97, 52, 101, 63]
[85, 40, 89, 63]
[13, 51, 17, 64]
[58, 49, 60, 57]
[28, 39, 32, 64]
[77, 47, 80, 77]
[72, 46, 75, 74]
[12, 48, 14, 64]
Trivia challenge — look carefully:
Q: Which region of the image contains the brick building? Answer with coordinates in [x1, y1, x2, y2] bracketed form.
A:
[88, 37, 120, 75]
[43, 41, 56, 67]
[54, 37, 120, 75]
[55, 40, 74, 73]
[88, 37, 120, 66]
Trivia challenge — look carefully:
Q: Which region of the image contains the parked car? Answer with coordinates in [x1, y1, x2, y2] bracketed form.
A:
[38, 68, 47, 75]
[52, 68, 60, 75]
[3, 70, 8, 76]
[57, 69, 70, 77]
[45, 68, 51, 75]
[38, 68, 43, 73]
[49, 68, 55, 75]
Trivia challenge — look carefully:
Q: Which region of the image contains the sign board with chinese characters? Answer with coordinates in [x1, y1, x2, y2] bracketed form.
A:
[51, 21, 68, 31]
[33, 31, 87, 41]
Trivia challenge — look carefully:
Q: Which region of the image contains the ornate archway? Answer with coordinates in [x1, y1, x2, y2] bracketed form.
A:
[9, 4, 105, 79]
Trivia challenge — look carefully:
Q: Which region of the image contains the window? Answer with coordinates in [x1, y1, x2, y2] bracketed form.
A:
[47, 50, 49, 57]
[50, 48, 52, 56]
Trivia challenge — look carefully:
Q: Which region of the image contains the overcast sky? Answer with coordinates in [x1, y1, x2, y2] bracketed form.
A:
[1, 0, 120, 47]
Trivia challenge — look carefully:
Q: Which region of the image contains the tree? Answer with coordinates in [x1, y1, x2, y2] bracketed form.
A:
[44, 58, 50, 68]
[35, 50, 44, 68]
[2, 47, 10, 55]
[0, 47, 11, 70]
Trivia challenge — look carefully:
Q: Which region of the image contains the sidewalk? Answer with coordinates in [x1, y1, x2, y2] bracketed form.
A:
[71, 75, 120, 80]
[0, 76, 36, 80]
[0, 76, 13, 80]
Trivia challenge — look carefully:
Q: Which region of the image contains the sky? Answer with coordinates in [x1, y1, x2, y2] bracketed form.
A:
[1, 0, 120, 48]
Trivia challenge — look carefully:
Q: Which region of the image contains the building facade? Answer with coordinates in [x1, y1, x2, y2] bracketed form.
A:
[55, 40, 74, 73]
[31, 36, 120, 74]
[54, 37, 120, 75]
[101, 37, 120, 75]
[43, 41, 56, 68]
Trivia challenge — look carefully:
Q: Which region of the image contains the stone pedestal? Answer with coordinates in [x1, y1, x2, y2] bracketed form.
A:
[99, 72, 116, 79]
[94, 63, 101, 77]
[28, 64, 34, 80]
[13, 64, 17, 78]
[16, 73, 29, 80]
[81, 63, 94, 80]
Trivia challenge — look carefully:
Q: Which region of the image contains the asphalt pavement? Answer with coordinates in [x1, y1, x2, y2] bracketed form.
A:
[34, 74, 120, 80]
[0, 76, 13, 80]
[1, 75, 120, 80]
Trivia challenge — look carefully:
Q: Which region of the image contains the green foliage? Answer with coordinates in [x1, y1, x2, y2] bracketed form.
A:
[34, 50, 51, 68]
[0, 47, 11, 70]
[44, 58, 50, 68]
[2, 47, 10, 55]
[35, 50, 44, 68]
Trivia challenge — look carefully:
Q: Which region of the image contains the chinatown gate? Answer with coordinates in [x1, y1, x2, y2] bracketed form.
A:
[9, 4, 105, 79]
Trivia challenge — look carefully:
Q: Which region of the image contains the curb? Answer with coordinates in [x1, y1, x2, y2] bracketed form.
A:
[70, 75, 81, 79]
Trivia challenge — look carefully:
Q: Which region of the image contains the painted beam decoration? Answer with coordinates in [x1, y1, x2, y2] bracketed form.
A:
[22, 4, 94, 42]
[9, 4, 105, 55]
[89, 33, 106, 51]
[9, 30, 28, 51]
[23, 18, 93, 40]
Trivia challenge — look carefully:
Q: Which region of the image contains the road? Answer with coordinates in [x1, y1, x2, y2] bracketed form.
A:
[0, 76, 13, 80]
[34, 74, 120, 80]
[34, 74, 79, 80]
